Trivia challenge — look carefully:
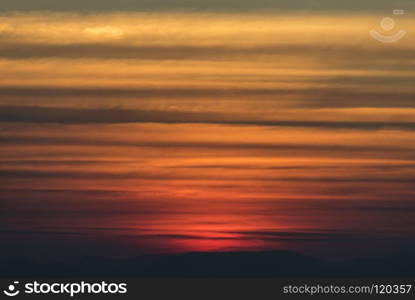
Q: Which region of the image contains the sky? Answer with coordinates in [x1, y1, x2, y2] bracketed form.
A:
[0, 1, 415, 260]
[0, 0, 413, 11]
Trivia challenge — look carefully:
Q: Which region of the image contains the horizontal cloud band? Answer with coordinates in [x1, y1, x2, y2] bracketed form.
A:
[1, 105, 415, 130]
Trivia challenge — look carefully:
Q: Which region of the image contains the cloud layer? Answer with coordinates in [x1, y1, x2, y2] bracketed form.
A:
[1, 12, 415, 258]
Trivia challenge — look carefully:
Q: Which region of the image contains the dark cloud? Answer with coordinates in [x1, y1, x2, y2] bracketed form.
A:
[0, 42, 414, 63]
[1, 132, 415, 155]
[0, 168, 414, 183]
[1, 85, 414, 108]
[0, 159, 137, 166]
[225, 230, 355, 241]
[0, 229, 82, 236]
[115, 231, 360, 242]
[166, 163, 415, 171]
[1, 105, 415, 129]
[0, 188, 180, 216]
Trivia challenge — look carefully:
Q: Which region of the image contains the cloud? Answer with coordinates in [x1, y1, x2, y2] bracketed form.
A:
[1, 86, 414, 108]
[0, 42, 413, 63]
[84, 26, 124, 38]
[1, 133, 414, 153]
[1, 105, 415, 130]
[224, 230, 355, 241]
[0, 168, 414, 183]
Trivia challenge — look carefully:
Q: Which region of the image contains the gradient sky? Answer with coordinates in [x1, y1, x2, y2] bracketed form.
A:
[0, 0, 413, 11]
[0, 1, 415, 260]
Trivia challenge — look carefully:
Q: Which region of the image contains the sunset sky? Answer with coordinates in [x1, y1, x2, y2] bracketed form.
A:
[1, 0, 415, 260]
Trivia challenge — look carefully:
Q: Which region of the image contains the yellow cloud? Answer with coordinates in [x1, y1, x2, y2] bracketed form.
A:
[84, 26, 124, 38]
